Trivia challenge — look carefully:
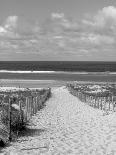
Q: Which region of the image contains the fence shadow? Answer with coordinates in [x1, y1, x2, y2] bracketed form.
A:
[0, 125, 46, 154]
[18, 127, 45, 137]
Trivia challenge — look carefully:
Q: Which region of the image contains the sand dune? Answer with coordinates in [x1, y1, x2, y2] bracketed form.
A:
[2, 86, 116, 154]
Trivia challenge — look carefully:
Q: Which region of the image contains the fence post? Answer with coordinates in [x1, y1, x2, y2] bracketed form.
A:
[112, 95, 114, 111]
[33, 96, 35, 114]
[30, 96, 33, 117]
[87, 95, 89, 105]
[36, 96, 39, 110]
[97, 97, 99, 109]
[84, 94, 86, 102]
[103, 97, 106, 111]
[8, 97, 12, 141]
[25, 97, 28, 122]
[81, 93, 83, 102]
[28, 97, 31, 120]
[19, 100, 23, 125]
[84, 94, 85, 102]
[91, 96, 93, 107]
[93, 96, 96, 108]
[32, 96, 34, 115]
[35, 96, 38, 113]
[33, 97, 36, 114]
[100, 97, 103, 110]
[1, 95, 4, 117]
[2, 95, 4, 110]
[113, 98, 115, 112]
[108, 96, 111, 111]
[89, 96, 91, 106]
[95, 96, 97, 108]
[86, 95, 88, 104]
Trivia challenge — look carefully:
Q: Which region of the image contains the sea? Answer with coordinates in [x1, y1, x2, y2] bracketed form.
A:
[0, 61, 116, 88]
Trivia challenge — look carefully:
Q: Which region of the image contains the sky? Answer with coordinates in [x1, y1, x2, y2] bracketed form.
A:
[0, 0, 116, 61]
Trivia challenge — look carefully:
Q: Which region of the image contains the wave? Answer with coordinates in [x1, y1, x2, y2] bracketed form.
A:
[0, 70, 55, 74]
[0, 70, 116, 75]
[0, 70, 88, 74]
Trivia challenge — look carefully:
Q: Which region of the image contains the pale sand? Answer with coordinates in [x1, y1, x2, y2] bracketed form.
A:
[0, 79, 66, 88]
[1, 87, 116, 155]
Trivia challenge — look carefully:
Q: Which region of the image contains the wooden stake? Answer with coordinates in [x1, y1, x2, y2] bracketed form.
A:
[8, 97, 12, 141]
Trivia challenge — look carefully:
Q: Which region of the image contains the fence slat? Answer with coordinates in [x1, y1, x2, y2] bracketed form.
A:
[8, 98, 12, 141]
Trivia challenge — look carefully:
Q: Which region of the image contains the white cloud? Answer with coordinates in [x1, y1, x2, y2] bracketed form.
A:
[0, 16, 19, 38]
[83, 6, 116, 32]
[4, 16, 18, 30]
[76, 5, 116, 55]
[0, 26, 8, 37]
[0, 26, 7, 33]
[80, 33, 115, 45]
[0, 40, 19, 49]
[50, 13, 79, 31]
[51, 13, 65, 19]
[94, 6, 116, 28]
[0, 7, 116, 58]
[0, 16, 39, 38]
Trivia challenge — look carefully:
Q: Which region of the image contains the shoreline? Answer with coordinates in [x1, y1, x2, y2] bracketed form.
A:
[0, 79, 66, 88]
[0, 79, 116, 89]
[1, 79, 116, 83]
[0, 72, 116, 82]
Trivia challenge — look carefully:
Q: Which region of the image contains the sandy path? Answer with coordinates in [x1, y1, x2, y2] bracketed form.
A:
[1, 87, 116, 155]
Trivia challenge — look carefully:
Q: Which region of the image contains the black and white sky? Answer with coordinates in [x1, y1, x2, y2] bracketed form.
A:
[0, 0, 116, 61]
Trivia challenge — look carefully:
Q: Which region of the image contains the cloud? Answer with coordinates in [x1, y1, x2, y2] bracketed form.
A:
[95, 6, 116, 27]
[0, 16, 19, 38]
[80, 33, 115, 45]
[0, 26, 7, 33]
[83, 6, 116, 34]
[77, 6, 116, 54]
[4, 16, 18, 30]
[36, 7, 116, 57]
[0, 7, 116, 60]
[51, 13, 65, 19]
[0, 40, 19, 50]
[0, 16, 39, 38]
[42, 13, 79, 35]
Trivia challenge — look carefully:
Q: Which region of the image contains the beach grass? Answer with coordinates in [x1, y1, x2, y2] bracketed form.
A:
[0, 86, 51, 146]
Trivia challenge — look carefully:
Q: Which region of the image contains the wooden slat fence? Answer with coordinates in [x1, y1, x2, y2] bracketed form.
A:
[0, 88, 51, 143]
[67, 85, 116, 112]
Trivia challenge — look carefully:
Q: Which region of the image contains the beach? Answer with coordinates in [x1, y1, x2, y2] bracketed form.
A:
[0, 79, 67, 88]
[0, 70, 116, 90]
[0, 71, 116, 154]
[2, 86, 116, 155]
[1, 0, 116, 153]
[1, 71, 116, 83]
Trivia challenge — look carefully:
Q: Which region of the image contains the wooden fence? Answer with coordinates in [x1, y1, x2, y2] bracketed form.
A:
[67, 85, 116, 112]
[0, 88, 51, 143]
[22, 89, 51, 122]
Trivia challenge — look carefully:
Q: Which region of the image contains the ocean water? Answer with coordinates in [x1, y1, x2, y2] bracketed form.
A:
[0, 61, 116, 72]
[0, 61, 116, 84]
